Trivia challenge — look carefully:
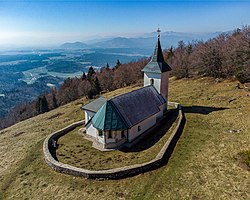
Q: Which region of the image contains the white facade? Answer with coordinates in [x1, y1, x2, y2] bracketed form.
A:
[160, 72, 170, 103]
[85, 108, 164, 148]
[144, 72, 161, 92]
[85, 121, 104, 143]
[128, 113, 157, 142]
[144, 71, 170, 102]
[85, 110, 95, 124]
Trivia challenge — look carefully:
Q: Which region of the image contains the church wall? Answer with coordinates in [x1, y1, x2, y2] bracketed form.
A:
[84, 110, 95, 124]
[144, 72, 161, 93]
[160, 72, 169, 102]
[96, 134, 105, 144]
[86, 122, 97, 138]
[128, 113, 157, 142]
[156, 104, 165, 119]
[105, 130, 125, 144]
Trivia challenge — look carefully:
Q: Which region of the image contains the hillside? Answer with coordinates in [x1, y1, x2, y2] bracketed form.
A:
[0, 78, 249, 200]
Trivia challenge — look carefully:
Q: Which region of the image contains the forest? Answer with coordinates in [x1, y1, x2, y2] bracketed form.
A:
[0, 26, 249, 130]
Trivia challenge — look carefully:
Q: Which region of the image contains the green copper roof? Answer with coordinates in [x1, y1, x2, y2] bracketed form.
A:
[142, 37, 172, 73]
[92, 100, 128, 131]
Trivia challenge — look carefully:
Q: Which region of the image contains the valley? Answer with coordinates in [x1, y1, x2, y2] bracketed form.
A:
[0, 48, 146, 118]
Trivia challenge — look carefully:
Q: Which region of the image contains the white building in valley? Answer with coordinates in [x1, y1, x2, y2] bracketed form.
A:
[81, 29, 172, 149]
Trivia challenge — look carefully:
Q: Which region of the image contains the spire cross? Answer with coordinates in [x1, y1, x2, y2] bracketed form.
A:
[157, 25, 161, 39]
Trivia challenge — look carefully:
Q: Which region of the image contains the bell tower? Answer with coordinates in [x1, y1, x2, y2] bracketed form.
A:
[142, 27, 172, 103]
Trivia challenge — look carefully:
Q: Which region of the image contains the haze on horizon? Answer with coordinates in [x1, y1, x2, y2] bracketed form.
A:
[0, 0, 249, 48]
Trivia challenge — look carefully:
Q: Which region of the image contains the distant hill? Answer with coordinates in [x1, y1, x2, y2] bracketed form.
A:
[60, 42, 90, 49]
[94, 37, 138, 48]
[60, 31, 222, 49]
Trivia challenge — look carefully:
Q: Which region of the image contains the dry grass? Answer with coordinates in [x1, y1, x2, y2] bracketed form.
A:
[0, 78, 249, 200]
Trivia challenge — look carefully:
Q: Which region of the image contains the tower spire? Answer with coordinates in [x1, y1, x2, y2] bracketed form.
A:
[157, 25, 161, 39]
[142, 26, 171, 73]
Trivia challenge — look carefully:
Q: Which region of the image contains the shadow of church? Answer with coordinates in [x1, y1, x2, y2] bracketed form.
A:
[183, 105, 229, 115]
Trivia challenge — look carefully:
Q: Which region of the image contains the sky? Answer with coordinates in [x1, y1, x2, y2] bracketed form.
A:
[0, 0, 249, 47]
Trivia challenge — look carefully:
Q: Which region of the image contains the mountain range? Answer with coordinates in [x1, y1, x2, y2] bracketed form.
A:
[60, 31, 222, 49]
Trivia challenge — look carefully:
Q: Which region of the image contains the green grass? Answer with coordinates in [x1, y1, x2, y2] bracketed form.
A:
[0, 78, 249, 200]
[56, 109, 178, 170]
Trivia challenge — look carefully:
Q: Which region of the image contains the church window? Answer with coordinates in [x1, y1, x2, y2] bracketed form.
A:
[121, 130, 125, 138]
[108, 130, 112, 138]
[98, 130, 103, 136]
[150, 79, 154, 85]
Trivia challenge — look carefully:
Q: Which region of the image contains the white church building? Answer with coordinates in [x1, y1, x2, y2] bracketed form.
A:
[81, 29, 172, 149]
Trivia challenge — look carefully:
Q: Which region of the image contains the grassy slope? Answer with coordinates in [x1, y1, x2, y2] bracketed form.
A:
[0, 78, 249, 200]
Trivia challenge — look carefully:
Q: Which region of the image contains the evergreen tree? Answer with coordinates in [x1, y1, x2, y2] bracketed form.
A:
[52, 91, 58, 108]
[36, 96, 49, 114]
[81, 73, 87, 80]
[117, 59, 121, 66]
[115, 59, 121, 69]
[87, 66, 95, 80]
[93, 77, 101, 94]
[86, 89, 95, 99]
[106, 63, 110, 70]
[86, 77, 102, 99]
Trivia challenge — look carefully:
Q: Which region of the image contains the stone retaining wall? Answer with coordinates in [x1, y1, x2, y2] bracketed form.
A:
[43, 102, 185, 180]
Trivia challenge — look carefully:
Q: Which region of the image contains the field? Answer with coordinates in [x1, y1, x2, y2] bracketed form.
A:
[0, 77, 249, 200]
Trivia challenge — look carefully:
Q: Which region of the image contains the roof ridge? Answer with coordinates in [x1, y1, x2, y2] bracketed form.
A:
[81, 96, 106, 107]
[110, 85, 153, 101]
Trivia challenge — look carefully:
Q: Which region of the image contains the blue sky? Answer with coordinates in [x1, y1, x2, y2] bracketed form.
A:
[0, 0, 249, 47]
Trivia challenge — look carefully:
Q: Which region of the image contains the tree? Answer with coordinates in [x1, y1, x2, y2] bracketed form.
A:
[106, 63, 110, 70]
[78, 80, 91, 97]
[85, 77, 102, 99]
[36, 96, 49, 114]
[81, 73, 87, 80]
[51, 91, 58, 108]
[114, 59, 122, 69]
[164, 46, 174, 64]
[235, 61, 250, 84]
[87, 66, 95, 80]
[92, 77, 102, 95]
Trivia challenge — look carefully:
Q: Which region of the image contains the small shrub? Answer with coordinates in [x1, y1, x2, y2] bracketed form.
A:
[235, 70, 250, 84]
[238, 150, 250, 168]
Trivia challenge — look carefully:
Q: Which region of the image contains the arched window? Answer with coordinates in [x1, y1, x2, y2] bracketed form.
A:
[150, 78, 154, 85]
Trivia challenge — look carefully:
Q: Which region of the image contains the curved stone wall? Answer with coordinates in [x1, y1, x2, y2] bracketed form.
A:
[43, 102, 185, 180]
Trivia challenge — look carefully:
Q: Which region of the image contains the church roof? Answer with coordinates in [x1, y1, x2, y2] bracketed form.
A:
[92, 101, 129, 131]
[111, 86, 165, 127]
[142, 36, 172, 73]
[81, 96, 107, 112]
[90, 85, 166, 131]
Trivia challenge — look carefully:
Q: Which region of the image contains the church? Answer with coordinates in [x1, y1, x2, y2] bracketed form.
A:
[81, 29, 172, 149]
